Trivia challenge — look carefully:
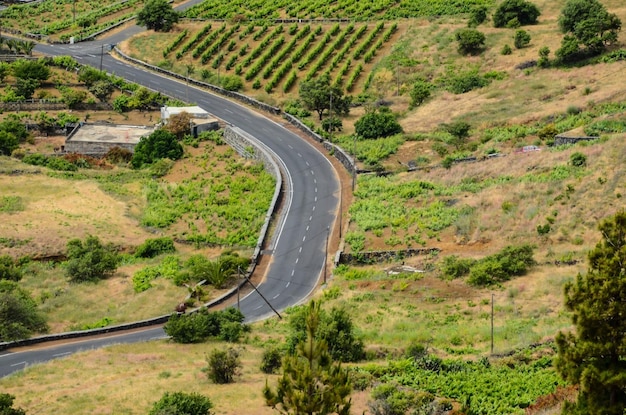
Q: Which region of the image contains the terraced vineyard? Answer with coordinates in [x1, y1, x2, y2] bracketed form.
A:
[183, 0, 494, 21]
[150, 21, 398, 94]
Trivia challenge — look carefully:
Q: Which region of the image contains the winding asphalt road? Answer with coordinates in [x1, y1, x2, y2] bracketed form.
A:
[0, 13, 340, 377]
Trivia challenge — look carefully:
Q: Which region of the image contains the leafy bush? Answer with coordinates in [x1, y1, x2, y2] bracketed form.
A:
[440, 68, 489, 94]
[0, 393, 27, 415]
[204, 347, 241, 384]
[131, 129, 183, 168]
[493, 0, 541, 28]
[409, 79, 432, 109]
[570, 152, 587, 167]
[0, 255, 23, 281]
[514, 29, 531, 49]
[105, 146, 133, 164]
[164, 307, 246, 343]
[440, 255, 476, 279]
[354, 108, 403, 139]
[467, 245, 536, 286]
[0, 280, 48, 341]
[468, 5, 488, 27]
[220, 75, 244, 91]
[455, 28, 486, 55]
[65, 235, 120, 283]
[134, 237, 176, 258]
[501, 44, 513, 55]
[260, 345, 284, 374]
[149, 392, 212, 415]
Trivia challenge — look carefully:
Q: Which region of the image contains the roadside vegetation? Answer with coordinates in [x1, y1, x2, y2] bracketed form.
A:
[1, 0, 626, 414]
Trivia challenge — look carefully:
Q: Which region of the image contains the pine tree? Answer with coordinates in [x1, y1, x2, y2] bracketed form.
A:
[263, 300, 352, 415]
[555, 211, 626, 415]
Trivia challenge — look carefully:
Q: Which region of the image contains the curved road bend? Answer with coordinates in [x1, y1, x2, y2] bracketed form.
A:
[0, 21, 340, 378]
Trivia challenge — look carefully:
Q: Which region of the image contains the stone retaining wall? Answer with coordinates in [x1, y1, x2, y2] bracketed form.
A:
[554, 135, 599, 145]
[339, 248, 440, 265]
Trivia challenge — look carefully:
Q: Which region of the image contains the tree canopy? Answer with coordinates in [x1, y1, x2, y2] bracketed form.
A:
[354, 107, 403, 140]
[493, 0, 541, 28]
[136, 0, 179, 32]
[11, 59, 50, 81]
[264, 300, 352, 415]
[0, 393, 26, 415]
[131, 129, 183, 168]
[556, 0, 621, 62]
[299, 75, 351, 121]
[555, 211, 626, 414]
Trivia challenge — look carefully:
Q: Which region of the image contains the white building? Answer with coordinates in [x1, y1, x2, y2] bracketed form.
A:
[160, 106, 220, 137]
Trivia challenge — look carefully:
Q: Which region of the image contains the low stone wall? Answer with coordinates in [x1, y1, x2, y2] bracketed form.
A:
[223, 126, 283, 263]
[339, 247, 440, 265]
[554, 135, 599, 145]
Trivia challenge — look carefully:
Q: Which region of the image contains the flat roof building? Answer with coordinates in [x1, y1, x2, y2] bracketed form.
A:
[63, 123, 155, 155]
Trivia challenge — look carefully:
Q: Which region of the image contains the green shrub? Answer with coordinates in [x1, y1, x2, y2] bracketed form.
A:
[514, 29, 531, 49]
[354, 108, 403, 139]
[501, 44, 513, 55]
[440, 255, 476, 279]
[493, 0, 541, 28]
[468, 5, 488, 27]
[440, 68, 489, 94]
[570, 152, 587, 167]
[65, 235, 120, 283]
[455, 28, 485, 55]
[260, 346, 284, 374]
[164, 307, 246, 344]
[467, 245, 535, 286]
[149, 392, 212, 415]
[135, 237, 176, 258]
[204, 347, 241, 384]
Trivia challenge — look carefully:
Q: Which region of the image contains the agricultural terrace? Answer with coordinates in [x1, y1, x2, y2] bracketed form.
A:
[0, 0, 178, 42]
[182, 0, 494, 20]
[125, 21, 400, 95]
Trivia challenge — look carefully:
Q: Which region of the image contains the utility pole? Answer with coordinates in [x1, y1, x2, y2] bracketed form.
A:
[324, 226, 329, 285]
[491, 293, 494, 354]
[329, 89, 332, 142]
[237, 266, 241, 310]
[352, 135, 357, 191]
[99, 44, 106, 72]
[338, 186, 342, 238]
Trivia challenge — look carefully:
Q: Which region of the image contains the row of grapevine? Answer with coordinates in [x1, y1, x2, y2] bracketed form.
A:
[241, 25, 284, 68]
[200, 24, 240, 64]
[262, 27, 307, 80]
[304, 23, 355, 81]
[345, 63, 363, 92]
[297, 25, 338, 71]
[352, 21, 385, 60]
[244, 35, 285, 81]
[163, 30, 189, 58]
[177, 24, 212, 59]
[192, 24, 226, 59]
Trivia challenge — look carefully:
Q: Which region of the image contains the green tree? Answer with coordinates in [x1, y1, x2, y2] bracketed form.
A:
[354, 107, 403, 140]
[78, 67, 108, 88]
[136, 0, 180, 32]
[493, 0, 541, 28]
[149, 392, 213, 415]
[0, 62, 10, 83]
[14, 78, 39, 100]
[204, 347, 241, 384]
[299, 75, 351, 121]
[0, 280, 48, 342]
[131, 129, 183, 168]
[0, 393, 26, 415]
[555, 211, 626, 415]
[88, 80, 114, 102]
[409, 79, 431, 109]
[11, 59, 50, 81]
[557, 0, 621, 61]
[0, 130, 20, 156]
[455, 28, 486, 55]
[443, 121, 471, 149]
[59, 87, 88, 109]
[514, 29, 531, 48]
[264, 300, 352, 415]
[65, 235, 120, 283]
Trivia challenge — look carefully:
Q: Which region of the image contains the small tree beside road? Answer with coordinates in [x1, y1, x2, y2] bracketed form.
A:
[136, 0, 179, 32]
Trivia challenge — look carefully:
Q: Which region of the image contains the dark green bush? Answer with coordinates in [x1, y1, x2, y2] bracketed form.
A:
[514, 29, 531, 49]
[134, 237, 176, 258]
[164, 307, 246, 344]
[501, 44, 513, 55]
[493, 0, 541, 28]
[440, 255, 476, 279]
[204, 347, 241, 384]
[467, 245, 536, 286]
[354, 108, 403, 139]
[149, 392, 212, 415]
[455, 28, 486, 55]
[570, 152, 587, 167]
[260, 345, 284, 374]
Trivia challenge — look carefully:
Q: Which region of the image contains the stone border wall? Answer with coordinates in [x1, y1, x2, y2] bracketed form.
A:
[339, 248, 440, 265]
[554, 135, 599, 145]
